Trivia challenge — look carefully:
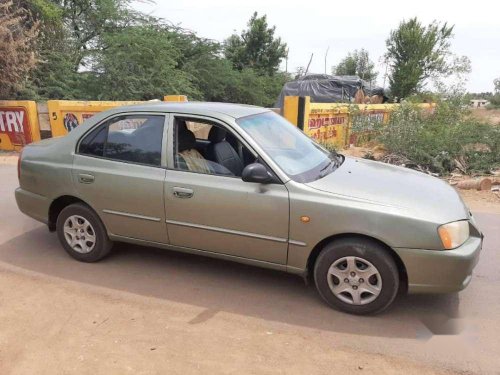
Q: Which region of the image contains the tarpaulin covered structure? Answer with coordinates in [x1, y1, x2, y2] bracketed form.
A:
[275, 74, 386, 108]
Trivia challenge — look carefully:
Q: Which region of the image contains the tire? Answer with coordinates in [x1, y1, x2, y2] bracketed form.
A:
[56, 203, 112, 262]
[313, 238, 399, 315]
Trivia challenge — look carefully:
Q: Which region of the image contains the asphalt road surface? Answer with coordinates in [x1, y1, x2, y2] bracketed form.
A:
[1, 163, 499, 374]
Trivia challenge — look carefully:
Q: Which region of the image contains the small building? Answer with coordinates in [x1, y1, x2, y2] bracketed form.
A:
[470, 99, 490, 108]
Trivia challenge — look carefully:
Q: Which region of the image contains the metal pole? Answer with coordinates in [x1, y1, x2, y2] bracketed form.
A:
[324, 46, 329, 74]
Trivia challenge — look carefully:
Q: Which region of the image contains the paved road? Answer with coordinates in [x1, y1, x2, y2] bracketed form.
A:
[1, 163, 499, 374]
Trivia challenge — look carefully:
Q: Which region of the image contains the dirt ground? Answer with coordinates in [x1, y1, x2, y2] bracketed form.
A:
[2, 156, 500, 374]
[0, 151, 18, 165]
[0, 160, 466, 375]
[470, 108, 500, 125]
[0, 263, 454, 375]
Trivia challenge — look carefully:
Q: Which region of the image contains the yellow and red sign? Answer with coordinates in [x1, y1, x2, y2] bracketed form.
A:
[0, 101, 40, 151]
[283, 97, 435, 149]
[306, 111, 350, 147]
[47, 100, 143, 137]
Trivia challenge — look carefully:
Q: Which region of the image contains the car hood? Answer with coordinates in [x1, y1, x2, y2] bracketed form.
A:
[305, 156, 469, 224]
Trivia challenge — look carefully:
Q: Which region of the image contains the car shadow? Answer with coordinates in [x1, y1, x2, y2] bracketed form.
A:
[0, 226, 463, 339]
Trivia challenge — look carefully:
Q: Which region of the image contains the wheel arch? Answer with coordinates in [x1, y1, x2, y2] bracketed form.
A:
[306, 233, 408, 292]
[48, 195, 95, 231]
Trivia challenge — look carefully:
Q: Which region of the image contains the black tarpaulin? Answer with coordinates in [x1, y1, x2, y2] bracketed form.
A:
[275, 74, 386, 108]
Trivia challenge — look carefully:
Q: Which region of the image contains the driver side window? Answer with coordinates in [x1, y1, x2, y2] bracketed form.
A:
[173, 117, 255, 177]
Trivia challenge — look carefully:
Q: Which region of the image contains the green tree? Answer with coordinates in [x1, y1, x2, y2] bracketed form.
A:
[488, 78, 500, 108]
[22, 0, 141, 99]
[56, 0, 134, 71]
[494, 77, 500, 94]
[11, 2, 291, 105]
[224, 12, 287, 75]
[333, 49, 377, 82]
[386, 18, 455, 100]
[89, 25, 198, 100]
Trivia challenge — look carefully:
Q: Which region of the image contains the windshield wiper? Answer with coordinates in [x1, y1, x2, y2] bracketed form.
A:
[319, 160, 335, 178]
[318, 153, 343, 178]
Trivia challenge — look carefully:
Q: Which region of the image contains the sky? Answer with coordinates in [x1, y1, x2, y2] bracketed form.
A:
[133, 0, 499, 93]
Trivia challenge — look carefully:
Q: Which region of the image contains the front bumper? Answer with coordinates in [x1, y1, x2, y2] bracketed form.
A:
[394, 235, 482, 294]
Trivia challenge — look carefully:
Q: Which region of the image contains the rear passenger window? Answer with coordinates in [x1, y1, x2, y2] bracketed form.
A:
[79, 115, 165, 167]
[79, 126, 107, 157]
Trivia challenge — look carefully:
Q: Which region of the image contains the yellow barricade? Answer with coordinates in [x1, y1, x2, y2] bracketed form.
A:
[283, 96, 350, 148]
[307, 103, 350, 148]
[163, 95, 188, 102]
[0, 101, 41, 151]
[48, 96, 189, 137]
[47, 100, 143, 137]
[283, 96, 435, 149]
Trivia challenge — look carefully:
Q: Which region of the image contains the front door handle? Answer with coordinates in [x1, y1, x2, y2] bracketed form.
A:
[78, 173, 95, 184]
[172, 187, 194, 199]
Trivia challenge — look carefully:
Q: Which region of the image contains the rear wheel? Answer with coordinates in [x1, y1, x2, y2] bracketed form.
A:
[314, 238, 399, 315]
[56, 203, 112, 262]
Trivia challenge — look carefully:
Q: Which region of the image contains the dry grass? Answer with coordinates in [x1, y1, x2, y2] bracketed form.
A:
[0, 1, 39, 98]
[469, 108, 500, 125]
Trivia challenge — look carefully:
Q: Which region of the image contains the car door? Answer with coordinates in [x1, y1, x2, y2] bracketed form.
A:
[163, 114, 290, 264]
[72, 113, 169, 244]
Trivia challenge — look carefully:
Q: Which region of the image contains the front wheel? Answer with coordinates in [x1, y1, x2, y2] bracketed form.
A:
[313, 238, 399, 315]
[56, 203, 113, 262]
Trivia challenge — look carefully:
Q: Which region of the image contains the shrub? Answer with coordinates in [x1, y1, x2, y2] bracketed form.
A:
[371, 100, 500, 174]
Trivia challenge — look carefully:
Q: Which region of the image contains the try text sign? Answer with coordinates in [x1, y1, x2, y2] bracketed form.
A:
[0, 107, 32, 145]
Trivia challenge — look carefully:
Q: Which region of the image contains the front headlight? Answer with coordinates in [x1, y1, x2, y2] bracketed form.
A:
[438, 221, 470, 250]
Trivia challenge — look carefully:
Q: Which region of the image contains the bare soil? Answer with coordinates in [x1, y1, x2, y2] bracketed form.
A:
[2, 161, 500, 374]
[470, 108, 500, 125]
[0, 263, 454, 375]
[0, 151, 18, 165]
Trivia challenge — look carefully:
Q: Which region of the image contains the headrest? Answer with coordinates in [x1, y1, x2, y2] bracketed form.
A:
[177, 128, 196, 152]
[177, 120, 188, 132]
[208, 126, 226, 143]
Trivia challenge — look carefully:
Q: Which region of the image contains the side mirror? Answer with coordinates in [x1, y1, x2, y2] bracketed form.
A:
[242, 163, 273, 184]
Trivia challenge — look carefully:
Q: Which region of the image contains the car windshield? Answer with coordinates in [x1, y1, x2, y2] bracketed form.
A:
[237, 111, 342, 182]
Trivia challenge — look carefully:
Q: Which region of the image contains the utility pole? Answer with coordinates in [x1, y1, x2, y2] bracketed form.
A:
[305, 53, 314, 75]
[382, 57, 389, 90]
[285, 48, 289, 73]
[324, 46, 329, 74]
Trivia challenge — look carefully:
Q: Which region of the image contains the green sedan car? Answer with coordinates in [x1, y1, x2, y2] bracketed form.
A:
[15, 102, 482, 314]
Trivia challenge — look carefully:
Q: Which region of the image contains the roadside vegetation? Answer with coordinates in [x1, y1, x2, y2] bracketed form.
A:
[332, 48, 378, 85]
[1, 1, 478, 107]
[351, 98, 500, 175]
[0, 1, 288, 107]
[2, 1, 499, 174]
[485, 78, 500, 109]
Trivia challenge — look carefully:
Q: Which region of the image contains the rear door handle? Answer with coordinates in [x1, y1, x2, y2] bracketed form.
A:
[78, 173, 95, 184]
[172, 187, 194, 199]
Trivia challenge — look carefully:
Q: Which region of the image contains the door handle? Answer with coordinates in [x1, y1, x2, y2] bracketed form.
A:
[78, 173, 95, 184]
[172, 187, 194, 199]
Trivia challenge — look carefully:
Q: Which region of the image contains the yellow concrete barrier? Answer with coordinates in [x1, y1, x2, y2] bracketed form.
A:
[164, 95, 188, 102]
[283, 96, 350, 148]
[307, 103, 351, 148]
[47, 100, 142, 137]
[0, 101, 41, 151]
[283, 96, 435, 148]
[48, 96, 189, 137]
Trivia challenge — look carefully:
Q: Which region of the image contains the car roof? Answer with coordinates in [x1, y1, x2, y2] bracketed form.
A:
[109, 101, 270, 119]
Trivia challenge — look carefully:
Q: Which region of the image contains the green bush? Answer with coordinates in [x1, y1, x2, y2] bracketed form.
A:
[486, 94, 500, 109]
[372, 101, 500, 174]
